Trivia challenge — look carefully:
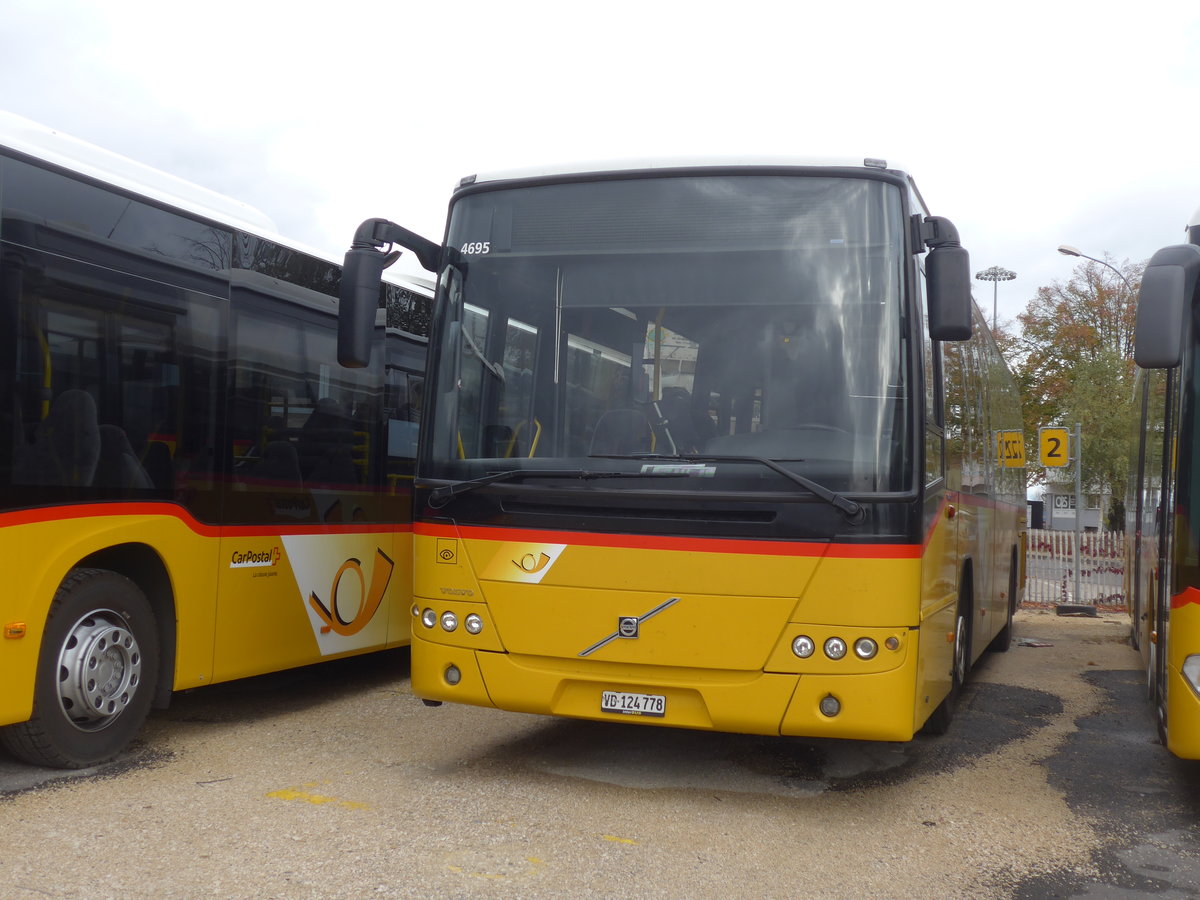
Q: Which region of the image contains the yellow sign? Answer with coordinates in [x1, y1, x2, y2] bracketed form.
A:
[996, 430, 1026, 468]
[1039, 427, 1071, 467]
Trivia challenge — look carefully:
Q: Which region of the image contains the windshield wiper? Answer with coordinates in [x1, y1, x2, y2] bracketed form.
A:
[591, 452, 865, 524]
[425, 467, 687, 508]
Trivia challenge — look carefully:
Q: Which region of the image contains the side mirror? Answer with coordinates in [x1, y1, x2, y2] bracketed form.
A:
[921, 216, 972, 341]
[1134, 243, 1200, 369]
[338, 218, 441, 368]
[338, 246, 388, 368]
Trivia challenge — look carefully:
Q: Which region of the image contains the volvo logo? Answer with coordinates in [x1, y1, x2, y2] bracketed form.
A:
[579, 598, 680, 657]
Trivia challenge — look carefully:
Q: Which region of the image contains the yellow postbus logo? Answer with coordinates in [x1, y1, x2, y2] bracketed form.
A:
[307, 548, 395, 637]
[478, 543, 567, 583]
[513, 552, 552, 574]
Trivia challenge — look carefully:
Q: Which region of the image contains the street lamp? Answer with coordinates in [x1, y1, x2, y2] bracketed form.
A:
[1056, 245, 1134, 296]
[1055, 244, 1132, 613]
[975, 265, 1017, 331]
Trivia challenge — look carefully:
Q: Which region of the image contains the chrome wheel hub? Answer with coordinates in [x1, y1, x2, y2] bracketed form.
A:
[56, 610, 142, 731]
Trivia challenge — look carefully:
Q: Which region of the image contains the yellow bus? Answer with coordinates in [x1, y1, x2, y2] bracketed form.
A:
[339, 159, 1025, 741]
[1128, 204, 1200, 757]
[0, 113, 431, 768]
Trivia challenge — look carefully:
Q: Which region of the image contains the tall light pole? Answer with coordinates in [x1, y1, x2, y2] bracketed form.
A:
[975, 265, 1017, 331]
[1055, 245, 1130, 612]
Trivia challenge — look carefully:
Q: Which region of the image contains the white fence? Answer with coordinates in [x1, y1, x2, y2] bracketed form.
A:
[1024, 528, 1125, 610]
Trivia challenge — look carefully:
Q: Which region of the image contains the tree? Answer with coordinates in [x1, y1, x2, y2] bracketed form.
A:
[998, 255, 1144, 507]
[385, 282, 432, 336]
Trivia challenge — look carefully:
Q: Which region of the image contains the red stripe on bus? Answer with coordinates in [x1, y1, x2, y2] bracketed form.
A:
[1171, 587, 1200, 610]
[0, 503, 413, 538]
[415, 521, 922, 559]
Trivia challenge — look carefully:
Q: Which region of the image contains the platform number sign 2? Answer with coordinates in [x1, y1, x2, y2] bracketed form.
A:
[1038, 427, 1071, 468]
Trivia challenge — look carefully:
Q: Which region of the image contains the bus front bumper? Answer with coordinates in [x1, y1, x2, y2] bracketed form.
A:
[411, 634, 921, 742]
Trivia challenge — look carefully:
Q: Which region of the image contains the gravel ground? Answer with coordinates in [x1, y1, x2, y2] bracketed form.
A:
[0, 609, 1142, 899]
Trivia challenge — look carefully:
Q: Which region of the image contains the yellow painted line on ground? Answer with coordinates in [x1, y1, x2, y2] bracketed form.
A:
[445, 856, 546, 879]
[602, 835, 638, 845]
[266, 782, 370, 810]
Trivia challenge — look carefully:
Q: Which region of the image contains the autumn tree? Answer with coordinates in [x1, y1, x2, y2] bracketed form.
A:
[997, 255, 1144, 514]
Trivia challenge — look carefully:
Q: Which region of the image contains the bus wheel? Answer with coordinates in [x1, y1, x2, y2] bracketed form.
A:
[0, 568, 159, 769]
[1150, 644, 1169, 747]
[1156, 686, 1168, 748]
[988, 556, 1018, 653]
[1146, 643, 1158, 703]
[922, 608, 968, 736]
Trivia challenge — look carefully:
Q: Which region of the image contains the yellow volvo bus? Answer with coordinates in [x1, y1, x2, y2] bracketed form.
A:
[1128, 204, 1200, 757]
[0, 113, 431, 767]
[338, 159, 1025, 741]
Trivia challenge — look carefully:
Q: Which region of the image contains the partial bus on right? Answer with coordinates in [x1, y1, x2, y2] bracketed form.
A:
[1128, 204, 1200, 757]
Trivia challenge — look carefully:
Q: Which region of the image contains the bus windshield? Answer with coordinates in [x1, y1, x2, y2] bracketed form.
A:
[427, 174, 911, 494]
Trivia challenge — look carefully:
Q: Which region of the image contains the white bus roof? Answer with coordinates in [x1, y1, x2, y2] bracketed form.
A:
[460, 156, 909, 188]
[0, 110, 433, 299]
[0, 110, 278, 235]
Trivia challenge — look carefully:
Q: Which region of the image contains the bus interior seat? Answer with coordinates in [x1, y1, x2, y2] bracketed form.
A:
[655, 387, 715, 454]
[13, 388, 101, 487]
[763, 320, 850, 433]
[299, 398, 353, 479]
[254, 440, 304, 486]
[94, 424, 154, 489]
[307, 445, 358, 487]
[141, 440, 174, 491]
[590, 409, 654, 456]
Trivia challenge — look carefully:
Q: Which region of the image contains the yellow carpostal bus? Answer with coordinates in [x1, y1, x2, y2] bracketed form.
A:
[0, 113, 431, 767]
[1128, 204, 1200, 757]
[339, 159, 1025, 741]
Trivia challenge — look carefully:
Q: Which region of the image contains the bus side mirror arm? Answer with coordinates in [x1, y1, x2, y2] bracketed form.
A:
[1135, 243, 1200, 369]
[351, 217, 441, 273]
[338, 218, 441, 368]
[917, 215, 973, 342]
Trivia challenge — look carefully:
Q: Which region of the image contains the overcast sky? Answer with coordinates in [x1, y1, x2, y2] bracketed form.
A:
[3, 0, 1197, 326]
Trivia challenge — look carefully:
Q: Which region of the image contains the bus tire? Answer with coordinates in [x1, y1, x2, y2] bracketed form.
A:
[988, 552, 1019, 653]
[1149, 642, 1169, 747]
[0, 568, 159, 769]
[1146, 643, 1158, 703]
[922, 593, 971, 736]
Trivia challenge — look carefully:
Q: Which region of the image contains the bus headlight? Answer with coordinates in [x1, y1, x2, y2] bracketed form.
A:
[421, 608, 437, 629]
[792, 635, 815, 658]
[1183, 655, 1200, 694]
[441, 611, 459, 632]
[854, 638, 878, 660]
[824, 637, 847, 660]
[819, 695, 841, 717]
[465, 614, 484, 635]
[445, 665, 462, 686]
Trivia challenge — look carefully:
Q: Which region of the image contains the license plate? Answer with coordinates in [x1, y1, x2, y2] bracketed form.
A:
[601, 690, 666, 717]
